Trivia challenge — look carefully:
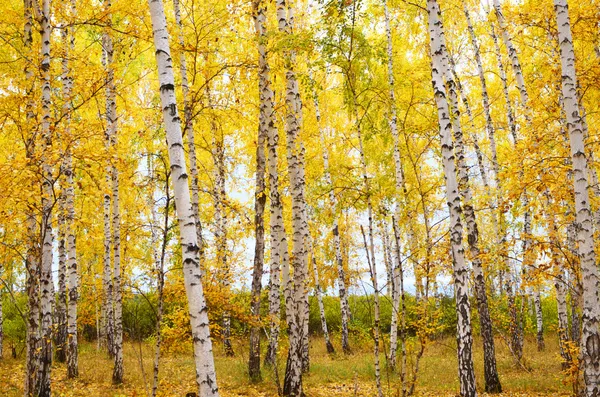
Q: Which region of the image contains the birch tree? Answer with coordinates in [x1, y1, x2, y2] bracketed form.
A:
[255, 0, 289, 368]
[554, 0, 600, 393]
[23, 1, 42, 393]
[426, 0, 477, 394]
[360, 226, 383, 397]
[311, 76, 351, 355]
[277, 0, 311, 393]
[150, 155, 170, 397]
[101, 6, 115, 358]
[35, 0, 55, 393]
[61, 0, 79, 377]
[383, 0, 406, 370]
[310, 240, 334, 354]
[172, 0, 204, 263]
[489, 21, 523, 360]
[147, 0, 220, 394]
[102, 0, 123, 382]
[445, 48, 501, 397]
[248, 0, 268, 379]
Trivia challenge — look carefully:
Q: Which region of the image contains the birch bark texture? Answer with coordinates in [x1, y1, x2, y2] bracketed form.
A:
[312, 77, 351, 355]
[61, 0, 79, 376]
[102, 0, 123, 382]
[383, 0, 406, 369]
[310, 241, 335, 354]
[37, 0, 54, 393]
[426, 0, 477, 395]
[23, 1, 41, 394]
[249, 0, 268, 378]
[489, 21, 523, 360]
[360, 226, 384, 397]
[554, 0, 600, 393]
[172, 0, 204, 262]
[254, 0, 289, 368]
[101, 8, 115, 358]
[147, 0, 220, 395]
[445, 50, 501, 395]
[277, 0, 311, 393]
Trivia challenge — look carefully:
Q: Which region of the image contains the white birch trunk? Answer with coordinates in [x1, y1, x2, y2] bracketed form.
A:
[102, 2, 123, 381]
[360, 226, 383, 397]
[493, 1, 534, 355]
[312, 80, 351, 355]
[172, 0, 205, 262]
[277, 1, 310, 393]
[254, 0, 288, 368]
[61, 1, 79, 376]
[383, 0, 405, 370]
[445, 48, 502, 395]
[147, 1, 220, 394]
[554, 0, 600, 393]
[533, 288, 544, 351]
[249, 1, 268, 374]
[391, 218, 407, 394]
[111, 158, 123, 384]
[310, 242, 334, 354]
[490, 22, 524, 359]
[56, 184, 68, 363]
[151, 158, 169, 397]
[545, 194, 571, 366]
[23, 3, 41, 393]
[209, 102, 234, 357]
[37, 0, 54, 393]
[101, 21, 115, 359]
[427, 0, 477, 395]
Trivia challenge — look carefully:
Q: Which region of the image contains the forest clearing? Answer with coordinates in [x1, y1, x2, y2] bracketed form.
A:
[1, 0, 599, 395]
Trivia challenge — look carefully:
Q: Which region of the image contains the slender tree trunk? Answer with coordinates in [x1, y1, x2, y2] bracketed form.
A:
[171, 0, 205, 264]
[360, 226, 383, 397]
[101, 17, 115, 360]
[256, 0, 288, 368]
[427, 1, 477, 395]
[147, 1, 220, 395]
[554, 0, 600, 393]
[208, 101, 234, 357]
[56, 188, 68, 363]
[111, 156, 123, 384]
[23, 2, 41, 394]
[311, 78, 351, 355]
[37, 0, 54, 394]
[381, 224, 392, 298]
[151, 159, 170, 397]
[102, 1, 123, 382]
[249, 0, 268, 378]
[350, 40, 379, 385]
[277, 0, 310, 393]
[545, 194, 571, 367]
[311, 244, 334, 354]
[445, 47, 502, 394]
[383, 0, 407, 370]
[567, 220, 582, 347]
[493, 0, 535, 357]
[61, 1, 79, 376]
[391, 218, 407, 395]
[533, 288, 544, 351]
[489, 22, 524, 360]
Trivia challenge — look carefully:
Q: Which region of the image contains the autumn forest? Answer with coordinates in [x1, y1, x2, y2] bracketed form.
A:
[0, 0, 599, 396]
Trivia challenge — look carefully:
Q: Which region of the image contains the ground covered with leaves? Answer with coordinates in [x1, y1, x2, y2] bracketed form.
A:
[0, 335, 571, 396]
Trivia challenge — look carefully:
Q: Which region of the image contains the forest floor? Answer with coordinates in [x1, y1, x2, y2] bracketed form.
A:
[0, 334, 571, 396]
